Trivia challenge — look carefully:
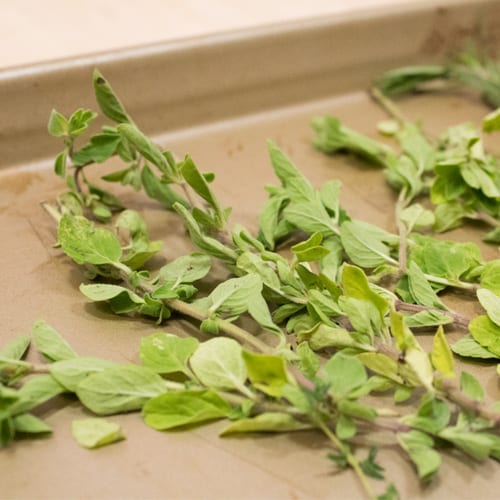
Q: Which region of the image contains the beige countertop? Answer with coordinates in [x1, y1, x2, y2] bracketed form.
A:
[1, 0, 455, 69]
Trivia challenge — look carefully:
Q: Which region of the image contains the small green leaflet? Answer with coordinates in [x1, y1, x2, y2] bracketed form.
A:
[32, 320, 78, 362]
[468, 316, 500, 357]
[189, 338, 248, 394]
[407, 261, 446, 309]
[242, 351, 290, 397]
[13, 413, 52, 435]
[451, 335, 498, 359]
[483, 107, 500, 132]
[9, 375, 66, 415]
[208, 274, 262, 316]
[58, 214, 122, 265]
[47, 109, 69, 137]
[93, 69, 131, 124]
[80, 283, 144, 314]
[267, 141, 315, 202]
[477, 288, 500, 327]
[341, 264, 389, 321]
[430, 327, 455, 378]
[157, 253, 211, 286]
[140, 333, 198, 376]
[0, 335, 30, 360]
[72, 418, 125, 449]
[76, 365, 166, 415]
[322, 352, 367, 399]
[481, 260, 500, 295]
[143, 389, 232, 430]
[220, 413, 310, 436]
[460, 371, 484, 402]
[340, 220, 397, 269]
[397, 430, 441, 480]
[295, 342, 320, 380]
[117, 124, 174, 179]
[291, 232, 330, 262]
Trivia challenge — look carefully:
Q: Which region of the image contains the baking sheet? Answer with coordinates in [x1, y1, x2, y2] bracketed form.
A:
[1, 1, 500, 498]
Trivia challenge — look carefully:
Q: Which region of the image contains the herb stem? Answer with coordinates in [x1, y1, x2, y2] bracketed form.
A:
[471, 210, 500, 228]
[441, 379, 500, 427]
[370, 87, 406, 125]
[423, 274, 479, 292]
[168, 298, 273, 354]
[317, 421, 377, 500]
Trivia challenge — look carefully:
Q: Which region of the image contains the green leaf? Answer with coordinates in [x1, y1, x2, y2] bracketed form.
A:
[54, 150, 67, 177]
[431, 326, 455, 378]
[208, 274, 262, 316]
[117, 124, 173, 178]
[398, 430, 441, 481]
[358, 353, 404, 384]
[481, 260, 500, 295]
[242, 351, 289, 397]
[323, 352, 367, 399]
[190, 338, 248, 393]
[402, 396, 450, 434]
[477, 288, 500, 327]
[483, 108, 500, 132]
[335, 414, 356, 439]
[291, 232, 330, 262]
[438, 428, 496, 461]
[407, 261, 446, 309]
[143, 389, 232, 430]
[283, 201, 336, 236]
[180, 156, 221, 215]
[341, 264, 389, 320]
[338, 399, 377, 420]
[377, 483, 400, 500]
[340, 221, 397, 268]
[140, 333, 198, 376]
[221, 412, 310, 436]
[58, 214, 122, 265]
[399, 204, 435, 230]
[10, 375, 66, 415]
[93, 69, 131, 124]
[452, 334, 498, 359]
[0, 335, 30, 360]
[141, 165, 188, 210]
[409, 234, 483, 284]
[72, 133, 121, 166]
[360, 447, 385, 480]
[68, 108, 97, 137]
[173, 203, 238, 262]
[47, 109, 69, 137]
[0, 417, 15, 447]
[157, 253, 211, 286]
[12, 413, 52, 434]
[80, 283, 144, 314]
[469, 315, 500, 357]
[297, 324, 357, 352]
[32, 320, 78, 362]
[296, 342, 320, 379]
[403, 310, 453, 328]
[76, 365, 166, 415]
[72, 418, 125, 448]
[460, 371, 484, 401]
[247, 293, 283, 337]
[312, 115, 395, 167]
[50, 357, 116, 392]
[267, 141, 315, 202]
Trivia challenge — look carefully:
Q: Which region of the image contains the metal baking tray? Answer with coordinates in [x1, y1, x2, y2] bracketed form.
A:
[1, 1, 499, 497]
